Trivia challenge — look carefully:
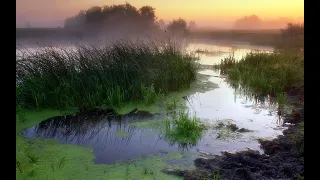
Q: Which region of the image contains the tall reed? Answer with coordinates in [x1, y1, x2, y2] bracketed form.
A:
[16, 40, 198, 109]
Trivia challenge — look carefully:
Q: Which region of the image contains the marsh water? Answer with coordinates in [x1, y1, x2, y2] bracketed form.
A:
[20, 42, 285, 166]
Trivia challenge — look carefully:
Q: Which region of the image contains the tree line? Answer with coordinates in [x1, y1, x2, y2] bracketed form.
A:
[64, 3, 196, 37]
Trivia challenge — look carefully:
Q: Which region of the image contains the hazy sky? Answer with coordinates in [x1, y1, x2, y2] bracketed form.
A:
[16, 0, 304, 28]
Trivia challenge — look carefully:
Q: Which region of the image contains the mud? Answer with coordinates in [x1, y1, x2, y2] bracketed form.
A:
[165, 88, 304, 180]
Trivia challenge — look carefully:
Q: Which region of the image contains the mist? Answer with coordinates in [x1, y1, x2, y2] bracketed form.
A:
[16, 1, 304, 47]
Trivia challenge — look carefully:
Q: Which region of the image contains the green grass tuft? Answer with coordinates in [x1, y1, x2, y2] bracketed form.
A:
[165, 111, 206, 145]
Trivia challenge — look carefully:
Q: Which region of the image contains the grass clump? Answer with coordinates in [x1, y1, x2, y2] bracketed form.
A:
[216, 51, 304, 104]
[16, 40, 197, 110]
[165, 111, 206, 145]
[165, 95, 179, 111]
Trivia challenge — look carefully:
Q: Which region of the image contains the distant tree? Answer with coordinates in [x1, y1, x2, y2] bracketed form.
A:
[64, 10, 85, 29]
[167, 18, 188, 35]
[85, 6, 103, 28]
[234, 15, 263, 29]
[64, 3, 160, 36]
[139, 6, 156, 22]
[188, 21, 197, 31]
[279, 23, 304, 51]
[157, 19, 166, 29]
[281, 23, 304, 38]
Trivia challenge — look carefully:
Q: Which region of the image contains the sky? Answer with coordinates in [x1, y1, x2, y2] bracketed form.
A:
[16, 0, 304, 28]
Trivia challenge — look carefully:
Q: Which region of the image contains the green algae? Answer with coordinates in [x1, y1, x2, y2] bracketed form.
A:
[16, 110, 183, 180]
[115, 130, 130, 137]
[166, 152, 184, 161]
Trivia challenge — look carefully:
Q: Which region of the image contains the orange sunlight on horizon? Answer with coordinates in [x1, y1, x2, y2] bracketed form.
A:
[16, 0, 304, 28]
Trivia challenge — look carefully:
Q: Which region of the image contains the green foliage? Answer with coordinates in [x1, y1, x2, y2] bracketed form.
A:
[24, 146, 39, 163]
[65, 3, 158, 33]
[278, 23, 304, 51]
[16, 40, 197, 110]
[277, 92, 287, 108]
[217, 52, 304, 103]
[213, 170, 220, 180]
[17, 105, 27, 122]
[165, 111, 206, 145]
[140, 84, 161, 105]
[167, 18, 188, 35]
[16, 159, 23, 173]
[165, 95, 179, 111]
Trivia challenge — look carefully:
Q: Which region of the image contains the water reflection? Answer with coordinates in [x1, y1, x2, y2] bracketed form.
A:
[22, 111, 200, 164]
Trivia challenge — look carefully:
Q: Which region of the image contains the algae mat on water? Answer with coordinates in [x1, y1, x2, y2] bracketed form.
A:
[16, 110, 184, 180]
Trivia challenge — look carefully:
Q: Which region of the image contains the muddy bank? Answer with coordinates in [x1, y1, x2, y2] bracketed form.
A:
[165, 88, 304, 180]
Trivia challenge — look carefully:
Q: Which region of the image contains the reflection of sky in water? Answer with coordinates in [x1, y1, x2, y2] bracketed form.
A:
[21, 43, 285, 164]
[187, 43, 273, 65]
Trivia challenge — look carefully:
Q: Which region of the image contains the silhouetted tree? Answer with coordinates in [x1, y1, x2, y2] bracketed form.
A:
[64, 3, 160, 37]
[167, 18, 188, 35]
[279, 23, 304, 51]
[234, 15, 263, 29]
[64, 10, 85, 29]
[157, 19, 166, 29]
[188, 21, 197, 31]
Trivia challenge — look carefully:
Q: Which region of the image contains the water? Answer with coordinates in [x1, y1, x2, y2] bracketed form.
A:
[187, 42, 273, 65]
[20, 42, 285, 165]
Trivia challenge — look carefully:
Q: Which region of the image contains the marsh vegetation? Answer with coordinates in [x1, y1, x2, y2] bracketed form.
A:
[16, 40, 198, 110]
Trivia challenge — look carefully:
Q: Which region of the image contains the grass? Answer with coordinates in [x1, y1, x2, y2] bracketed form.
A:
[165, 111, 206, 145]
[165, 95, 179, 111]
[16, 39, 197, 110]
[215, 51, 304, 104]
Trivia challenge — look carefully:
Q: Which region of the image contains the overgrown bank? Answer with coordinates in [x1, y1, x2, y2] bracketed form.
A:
[168, 51, 304, 179]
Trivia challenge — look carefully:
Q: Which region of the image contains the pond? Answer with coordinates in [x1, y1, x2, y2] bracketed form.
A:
[20, 42, 285, 167]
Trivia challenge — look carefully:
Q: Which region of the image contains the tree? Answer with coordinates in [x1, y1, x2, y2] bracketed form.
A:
[63, 3, 160, 36]
[167, 18, 188, 35]
[64, 10, 85, 29]
[156, 19, 166, 29]
[86, 6, 103, 25]
[279, 23, 304, 51]
[234, 15, 263, 29]
[188, 21, 196, 31]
